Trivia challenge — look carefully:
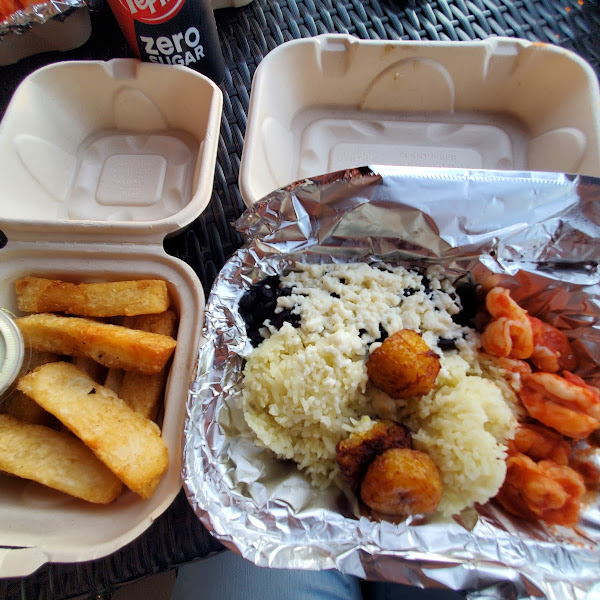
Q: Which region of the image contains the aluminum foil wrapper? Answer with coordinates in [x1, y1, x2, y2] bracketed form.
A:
[0, 0, 86, 38]
[183, 166, 600, 600]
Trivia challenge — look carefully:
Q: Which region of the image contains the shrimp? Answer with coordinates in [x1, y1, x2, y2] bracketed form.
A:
[496, 452, 585, 526]
[509, 423, 571, 466]
[520, 372, 600, 440]
[360, 448, 442, 518]
[563, 371, 600, 408]
[528, 316, 577, 373]
[531, 372, 600, 420]
[481, 288, 533, 359]
[493, 356, 532, 380]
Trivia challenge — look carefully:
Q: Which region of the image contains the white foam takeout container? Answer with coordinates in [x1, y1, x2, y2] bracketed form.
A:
[239, 34, 600, 207]
[0, 58, 222, 577]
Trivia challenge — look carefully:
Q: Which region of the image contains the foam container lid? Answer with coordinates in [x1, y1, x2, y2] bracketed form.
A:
[1, 59, 222, 238]
[0, 58, 222, 576]
[239, 34, 600, 207]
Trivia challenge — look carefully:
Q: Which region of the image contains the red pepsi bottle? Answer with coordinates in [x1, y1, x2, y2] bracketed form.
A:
[106, 0, 225, 83]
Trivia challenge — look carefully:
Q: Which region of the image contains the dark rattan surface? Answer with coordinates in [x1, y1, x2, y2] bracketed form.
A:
[1, 0, 599, 598]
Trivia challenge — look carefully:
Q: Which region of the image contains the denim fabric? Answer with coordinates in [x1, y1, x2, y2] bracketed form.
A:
[170, 550, 362, 600]
[171, 551, 465, 600]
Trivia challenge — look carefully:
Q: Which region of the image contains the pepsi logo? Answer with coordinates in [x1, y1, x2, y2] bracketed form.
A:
[119, 0, 185, 24]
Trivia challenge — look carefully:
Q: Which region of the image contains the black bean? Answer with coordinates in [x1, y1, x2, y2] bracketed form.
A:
[375, 324, 389, 344]
[421, 276, 432, 294]
[271, 310, 301, 330]
[437, 337, 457, 351]
[452, 280, 478, 327]
[239, 276, 302, 346]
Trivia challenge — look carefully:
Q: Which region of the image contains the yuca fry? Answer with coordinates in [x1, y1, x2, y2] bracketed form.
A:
[102, 315, 134, 395]
[16, 313, 177, 374]
[1, 351, 58, 426]
[2, 390, 55, 427]
[16, 278, 170, 317]
[72, 356, 107, 384]
[119, 311, 177, 421]
[103, 368, 124, 394]
[128, 311, 178, 336]
[18, 362, 169, 498]
[0, 414, 123, 504]
[102, 316, 127, 393]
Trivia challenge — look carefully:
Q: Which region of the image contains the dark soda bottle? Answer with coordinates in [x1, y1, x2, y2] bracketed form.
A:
[106, 0, 225, 83]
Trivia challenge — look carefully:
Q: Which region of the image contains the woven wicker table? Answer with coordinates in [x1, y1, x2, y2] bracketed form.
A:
[1, 0, 599, 598]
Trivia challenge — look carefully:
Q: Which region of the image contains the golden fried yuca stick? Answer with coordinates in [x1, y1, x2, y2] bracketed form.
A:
[16, 314, 177, 374]
[2, 390, 55, 427]
[102, 316, 127, 392]
[72, 356, 107, 384]
[129, 311, 177, 336]
[15, 278, 170, 317]
[103, 368, 124, 394]
[17, 362, 169, 498]
[22, 351, 59, 372]
[102, 315, 135, 395]
[119, 311, 177, 421]
[0, 414, 123, 503]
[1, 351, 58, 426]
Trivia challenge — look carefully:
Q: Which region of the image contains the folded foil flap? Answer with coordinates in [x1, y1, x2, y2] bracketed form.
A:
[236, 167, 598, 266]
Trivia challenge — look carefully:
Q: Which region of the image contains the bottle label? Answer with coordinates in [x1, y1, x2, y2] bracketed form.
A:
[108, 0, 225, 80]
[118, 0, 185, 23]
[137, 22, 206, 68]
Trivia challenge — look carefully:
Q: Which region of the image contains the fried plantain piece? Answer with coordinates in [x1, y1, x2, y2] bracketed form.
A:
[336, 419, 411, 490]
[16, 277, 170, 318]
[367, 329, 440, 399]
[360, 448, 443, 518]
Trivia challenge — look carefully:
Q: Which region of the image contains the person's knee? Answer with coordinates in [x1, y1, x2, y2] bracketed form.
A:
[170, 550, 362, 600]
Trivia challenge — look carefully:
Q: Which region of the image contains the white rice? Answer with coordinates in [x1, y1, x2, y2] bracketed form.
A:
[241, 262, 517, 514]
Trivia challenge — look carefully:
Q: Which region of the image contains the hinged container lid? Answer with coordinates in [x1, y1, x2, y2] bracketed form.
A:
[0, 58, 223, 244]
[239, 34, 600, 207]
